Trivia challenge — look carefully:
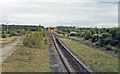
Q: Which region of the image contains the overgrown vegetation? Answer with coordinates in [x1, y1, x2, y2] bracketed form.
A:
[56, 27, 119, 53]
[23, 26, 49, 48]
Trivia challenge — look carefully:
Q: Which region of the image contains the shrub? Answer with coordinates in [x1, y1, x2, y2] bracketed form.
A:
[84, 30, 92, 40]
[76, 33, 80, 37]
[105, 45, 112, 50]
[99, 33, 112, 47]
[2, 31, 5, 34]
[7, 30, 11, 34]
[92, 34, 98, 42]
[23, 32, 45, 48]
[2, 33, 6, 38]
[23, 35, 29, 46]
[11, 31, 19, 36]
[9, 34, 12, 37]
[105, 45, 117, 51]
[70, 33, 76, 36]
[109, 40, 118, 46]
[111, 47, 117, 51]
[90, 29, 96, 34]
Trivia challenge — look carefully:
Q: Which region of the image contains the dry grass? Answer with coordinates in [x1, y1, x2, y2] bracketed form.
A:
[0, 36, 18, 47]
[60, 38, 118, 72]
[2, 40, 51, 72]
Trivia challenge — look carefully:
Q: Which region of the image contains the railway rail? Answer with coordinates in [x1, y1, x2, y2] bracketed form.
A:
[50, 32, 95, 73]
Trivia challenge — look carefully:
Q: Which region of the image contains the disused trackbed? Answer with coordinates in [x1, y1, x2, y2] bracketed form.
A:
[50, 32, 94, 73]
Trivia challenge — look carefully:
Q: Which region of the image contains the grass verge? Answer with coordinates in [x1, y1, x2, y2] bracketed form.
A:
[0, 36, 18, 47]
[2, 40, 51, 72]
[60, 38, 118, 72]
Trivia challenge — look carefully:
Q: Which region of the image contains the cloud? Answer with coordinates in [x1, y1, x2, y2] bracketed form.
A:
[0, 0, 118, 28]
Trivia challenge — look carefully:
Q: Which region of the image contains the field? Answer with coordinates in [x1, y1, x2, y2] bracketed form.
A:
[60, 38, 118, 72]
[2, 40, 51, 72]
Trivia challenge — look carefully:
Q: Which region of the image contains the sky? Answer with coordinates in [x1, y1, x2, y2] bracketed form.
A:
[0, 0, 119, 28]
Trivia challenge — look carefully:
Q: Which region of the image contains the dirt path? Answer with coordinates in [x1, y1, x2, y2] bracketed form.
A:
[0, 37, 24, 73]
[2, 37, 23, 60]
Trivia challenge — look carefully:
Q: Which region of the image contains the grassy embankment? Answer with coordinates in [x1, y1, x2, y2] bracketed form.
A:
[60, 38, 118, 72]
[2, 31, 51, 72]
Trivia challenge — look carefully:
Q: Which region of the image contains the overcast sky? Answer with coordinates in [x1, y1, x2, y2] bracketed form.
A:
[0, 0, 119, 28]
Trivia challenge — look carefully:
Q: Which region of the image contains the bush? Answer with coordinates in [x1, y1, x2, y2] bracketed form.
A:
[76, 33, 80, 37]
[23, 36, 29, 46]
[111, 47, 117, 51]
[90, 29, 96, 34]
[92, 34, 98, 42]
[105, 45, 117, 51]
[2, 31, 5, 34]
[70, 33, 76, 36]
[99, 33, 112, 47]
[7, 30, 11, 34]
[23, 32, 46, 48]
[84, 30, 92, 40]
[109, 40, 118, 46]
[105, 45, 112, 50]
[2, 33, 6, 38]
[9, 34, 12, 37]
[11, 31, 19, 36]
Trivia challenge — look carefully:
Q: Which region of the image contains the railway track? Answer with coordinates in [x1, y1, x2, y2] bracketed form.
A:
[50, 32, 94, 73]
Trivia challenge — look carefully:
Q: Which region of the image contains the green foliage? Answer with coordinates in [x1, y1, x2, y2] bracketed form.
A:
[99, 33, 112, 47]
[2, 33, 6, 38]
[9, 34, 12, 37]
[90, 29, 96, 34]
[67, 29, 71, 33]
[105, 45, 117, 51]
[70, 33, 76, 36]
[76, 33, 80, 37]
[23, 31, 48, 48]
[56, 27, 119, 52]
[11, 31, 19, 36]
[92, 34, 98, 42]
[7, 30, 11, 34]
[109, 28, 118, 39]
[2, 31, 5, 34]
[84, 30, 92, 40]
